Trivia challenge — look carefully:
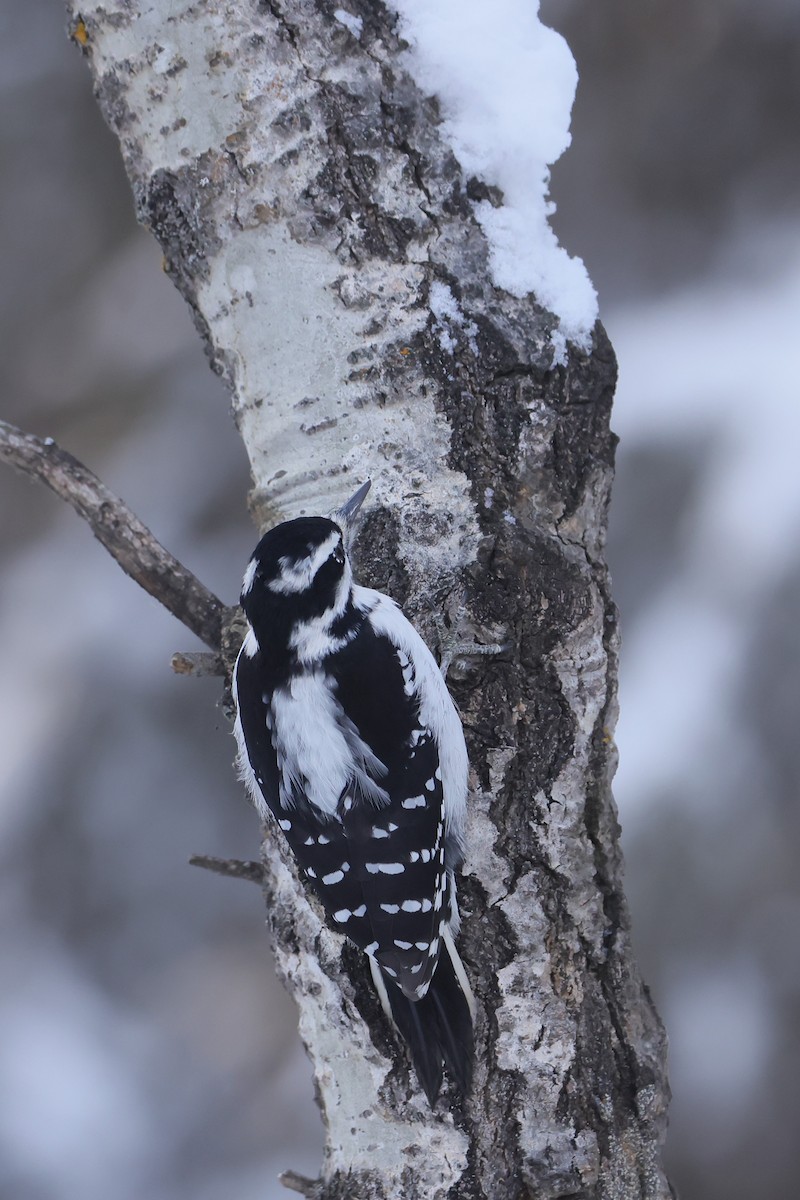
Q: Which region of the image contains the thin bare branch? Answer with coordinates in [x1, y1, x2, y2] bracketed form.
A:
[279, 1170, 319, 1197]
[171, 651, 226, 677]
[0, 418, 227, 651]
[189, 854, 264, 885]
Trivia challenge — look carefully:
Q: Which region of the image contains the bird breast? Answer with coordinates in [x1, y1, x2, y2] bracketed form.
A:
[271, 671, 389, 816]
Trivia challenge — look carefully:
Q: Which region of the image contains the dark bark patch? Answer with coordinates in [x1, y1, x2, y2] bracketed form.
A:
[94, 69, 137, 135]
[351, 507, 411, 607]
[544, 324, 618, 519]
[143, 161, 222, 286]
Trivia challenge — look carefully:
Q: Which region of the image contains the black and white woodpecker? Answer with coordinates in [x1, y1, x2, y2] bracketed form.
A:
[232, 481, 474, 1104]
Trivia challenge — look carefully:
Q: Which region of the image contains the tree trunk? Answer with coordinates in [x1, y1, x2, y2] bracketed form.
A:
[67, 2, 672, 1196]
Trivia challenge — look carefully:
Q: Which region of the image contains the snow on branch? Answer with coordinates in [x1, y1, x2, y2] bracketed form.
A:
[394, 0, 598, 348]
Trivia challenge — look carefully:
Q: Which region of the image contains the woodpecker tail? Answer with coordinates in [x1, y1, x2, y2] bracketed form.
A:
[369, 929, 474, 1106]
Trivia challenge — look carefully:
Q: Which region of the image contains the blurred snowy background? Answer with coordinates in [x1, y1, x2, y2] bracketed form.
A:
[1, 1, 798, 1197]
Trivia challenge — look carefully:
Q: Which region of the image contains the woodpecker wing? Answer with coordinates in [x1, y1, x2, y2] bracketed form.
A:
[233, 593, 466, 1001]
[326, 611, 449, 999]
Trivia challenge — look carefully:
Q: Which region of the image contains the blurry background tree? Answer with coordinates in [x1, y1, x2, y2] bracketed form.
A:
[1, 2, 799, 1199]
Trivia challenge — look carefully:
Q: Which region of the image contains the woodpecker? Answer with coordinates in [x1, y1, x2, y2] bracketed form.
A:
[232, 481, 474, 1104]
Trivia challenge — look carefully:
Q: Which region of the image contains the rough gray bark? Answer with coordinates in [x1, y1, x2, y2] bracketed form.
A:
[67, 3, 672, 1197]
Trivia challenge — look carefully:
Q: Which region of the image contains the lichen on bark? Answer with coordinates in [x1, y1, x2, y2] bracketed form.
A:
[67, 1, 673, 1196]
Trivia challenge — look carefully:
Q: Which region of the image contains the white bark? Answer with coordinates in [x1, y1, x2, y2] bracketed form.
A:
[67, 3, 673, 1197]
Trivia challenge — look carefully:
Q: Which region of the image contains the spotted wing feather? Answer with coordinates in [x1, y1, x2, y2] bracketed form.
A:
[327, 621, 449, 997]
[233, 620, 450, 1000]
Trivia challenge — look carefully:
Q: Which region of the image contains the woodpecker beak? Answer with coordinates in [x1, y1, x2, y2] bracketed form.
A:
[333, 479, 371, 544]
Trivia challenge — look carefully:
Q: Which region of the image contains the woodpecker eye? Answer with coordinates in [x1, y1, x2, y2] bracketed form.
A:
[332, 543, 345, 566]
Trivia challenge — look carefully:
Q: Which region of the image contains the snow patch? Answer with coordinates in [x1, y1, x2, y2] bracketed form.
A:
[549, 328, 568, 367]
[429, 280, 478, 355]
[334, 8, 363, 39]
[394, 0, 598, 346]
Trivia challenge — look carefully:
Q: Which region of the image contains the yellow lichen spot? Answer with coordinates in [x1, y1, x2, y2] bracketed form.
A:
[399, 347, 412, 357]
[72, 18, 89, 47]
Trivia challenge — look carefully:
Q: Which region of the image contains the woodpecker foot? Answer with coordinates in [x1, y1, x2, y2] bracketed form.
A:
[433, 612, 510, 679]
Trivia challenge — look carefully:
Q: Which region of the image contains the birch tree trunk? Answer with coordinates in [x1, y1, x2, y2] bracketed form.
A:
[67, 3, 673, 1196]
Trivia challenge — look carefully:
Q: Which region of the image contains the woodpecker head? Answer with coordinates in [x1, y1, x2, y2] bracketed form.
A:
[240, 481, 370, 640]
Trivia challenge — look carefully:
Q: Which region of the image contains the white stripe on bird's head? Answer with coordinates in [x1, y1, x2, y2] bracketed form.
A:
[241, 557, 258, 596]
[267, 529, 342, 595]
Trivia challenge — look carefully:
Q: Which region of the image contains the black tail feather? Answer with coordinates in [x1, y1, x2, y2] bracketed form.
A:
[380, 946, 474, 1105]
[386, 988, 444, 1105]
[429, 957, 474, 1097]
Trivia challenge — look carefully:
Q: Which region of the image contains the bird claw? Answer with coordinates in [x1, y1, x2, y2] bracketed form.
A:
[433, 612, 510, 678]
